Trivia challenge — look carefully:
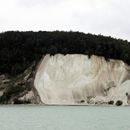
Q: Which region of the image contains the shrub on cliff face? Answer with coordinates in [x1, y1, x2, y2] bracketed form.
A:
[80, 100, 85, 103]
[115, 100, 123, 106]
[108, 100, 114, 105]
[0, 82, 31, 104]
[13, 99, 31, 104]
[0, 85, 25, 103]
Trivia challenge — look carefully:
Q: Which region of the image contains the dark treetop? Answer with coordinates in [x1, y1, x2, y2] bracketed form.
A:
[0, 31, 130, 75]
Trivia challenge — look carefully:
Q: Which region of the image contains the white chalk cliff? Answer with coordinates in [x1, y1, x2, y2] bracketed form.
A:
[34, 54, 130, 105]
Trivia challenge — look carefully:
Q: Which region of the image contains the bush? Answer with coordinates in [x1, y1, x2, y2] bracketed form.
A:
[108, 100, 114, 105]
[115, 100, 123, 106]
[80, 100, 85, 103]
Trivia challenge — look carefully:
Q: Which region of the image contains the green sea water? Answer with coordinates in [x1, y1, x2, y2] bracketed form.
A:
[0, 105, 130, 130]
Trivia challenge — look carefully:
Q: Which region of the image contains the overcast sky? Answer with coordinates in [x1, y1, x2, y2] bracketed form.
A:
[0, 0, 130, 41]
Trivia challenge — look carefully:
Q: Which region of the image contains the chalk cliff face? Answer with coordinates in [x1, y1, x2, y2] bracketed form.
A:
[34, 54, 130, 105]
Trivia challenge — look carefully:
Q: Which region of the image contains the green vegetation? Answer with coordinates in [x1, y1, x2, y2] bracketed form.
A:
[0, 31, 130, 75]
[0, 84, 26, 103]
[108, 100, 114, 105]
[115, 100, 123, 106]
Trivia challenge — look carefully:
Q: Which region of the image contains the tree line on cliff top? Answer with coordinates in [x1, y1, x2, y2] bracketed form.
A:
[0, 31, 130, 75]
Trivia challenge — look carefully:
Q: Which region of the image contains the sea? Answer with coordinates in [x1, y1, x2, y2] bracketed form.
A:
[0, 105, 130, 130]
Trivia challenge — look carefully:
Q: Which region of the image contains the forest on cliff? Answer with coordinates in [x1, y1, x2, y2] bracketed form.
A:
[0, 31, 130, 75]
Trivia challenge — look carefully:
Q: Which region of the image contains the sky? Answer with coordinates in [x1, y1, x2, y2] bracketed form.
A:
[0, 0, 130, 41]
